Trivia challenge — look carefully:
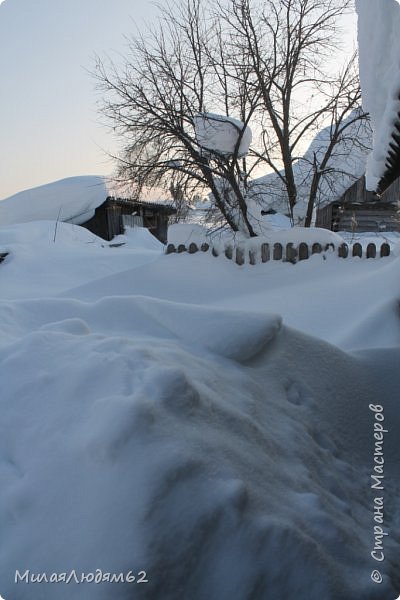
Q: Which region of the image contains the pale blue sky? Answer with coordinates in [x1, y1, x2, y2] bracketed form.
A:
[0, 0, 158, 199]
[0, 0, 358, 200]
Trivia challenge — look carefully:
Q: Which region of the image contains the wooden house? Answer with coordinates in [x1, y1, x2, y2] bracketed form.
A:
[81, 196, 176, 243]
[315, 175, 400, 233]
[377, 119, 400, 194]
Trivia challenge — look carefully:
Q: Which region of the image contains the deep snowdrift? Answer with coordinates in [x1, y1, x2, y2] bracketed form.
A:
[0, 222, 163, 299]
[0, 222, 399, 599]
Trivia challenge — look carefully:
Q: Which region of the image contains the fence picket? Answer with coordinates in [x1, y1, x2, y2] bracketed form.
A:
[352, 243, 362, 258]
[273, 243, 283, 260]
[366, 243, 376, 259]
[286, 243, 297, 264]
[298, 243, 309, 260]
[338, 243, 348, 258]
[249, 249, 257, 265]
[225, 245, 233, 260]
[236, 247, 245, 265]
[261, 243, 270, 262]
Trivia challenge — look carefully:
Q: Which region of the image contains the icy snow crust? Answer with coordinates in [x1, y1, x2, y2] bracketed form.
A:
[0, 221, 399, 599]
[356, 0, 400, 190]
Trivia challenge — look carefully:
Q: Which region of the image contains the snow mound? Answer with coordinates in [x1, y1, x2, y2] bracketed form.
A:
[167, 223, 209, 246]
[253, 227, 345, 248]
[194, 113, 252, 158]
[0, 220, 103, 249]
[0, 176, 107, 226]
[111, 226, 163, 252]
[263, 213, 292, 230]
[336, 297, 400, 350]
[0, 220, 399, 599]
[0, 301, 398, 599]
[168, 224, 345, 250]
[0, 296, 282, 362]
[221, 227, 345, 252]
[0, 221, 162, 300]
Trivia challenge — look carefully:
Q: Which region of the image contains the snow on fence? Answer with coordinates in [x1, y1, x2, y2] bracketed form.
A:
[165, 241, 391, 265]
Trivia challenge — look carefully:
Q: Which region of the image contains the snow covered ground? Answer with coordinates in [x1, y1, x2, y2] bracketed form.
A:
[0, 221, 399, 599]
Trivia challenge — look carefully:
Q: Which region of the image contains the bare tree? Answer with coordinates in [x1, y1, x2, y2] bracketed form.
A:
[221, 0, 368, 225]
[169, 181, 189, 222]
[301, 54, 371, 226]
[95, 0, 260, 237]
[96, 0, 367, 234]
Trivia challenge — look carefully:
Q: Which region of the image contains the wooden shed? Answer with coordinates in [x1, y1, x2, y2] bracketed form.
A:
[316, 175, 400, 232]
[81, 197, 176, 243]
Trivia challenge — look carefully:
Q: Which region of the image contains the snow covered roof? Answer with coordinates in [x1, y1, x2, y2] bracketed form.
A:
[248, 110, 371, 217]
[0, 176, 108, 226]
[356, 0, 400, 192]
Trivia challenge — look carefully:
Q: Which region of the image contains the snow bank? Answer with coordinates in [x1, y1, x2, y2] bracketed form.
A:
[0, 176, 107, 226]
[253, 227, 345, 248]
[0, 220, 399, 599]
[263, 213, 292, 230]
[168, 223, 345, 250]
[356, 0, 400, 189]
[0, 295, 282, 362]
[167, 223, 209, 247]
[0, 220, 102, 249]
[111, 226, 163, 252]
[0, 222, 162, 300]
[194, 113, 252, 158]
[0, 295, 398, 599]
